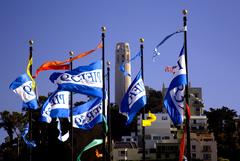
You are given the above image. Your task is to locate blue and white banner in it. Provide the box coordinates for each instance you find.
[120,71,147,125]
[49,61,102,98]
[22,123,36,148]
[56,118,69,142]
[9,73,38,110]
[40,90,70,123]
[164,47,187,126]
[73,97,103,130]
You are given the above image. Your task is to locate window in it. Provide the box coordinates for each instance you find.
[192,145,196,151]
[162,116,168,120]
[203,145,211,152]
[118,150,127,157]
[203,153,211,160]
[162,136,170,140]
[192,153,196,159]
[153,136,161,140]
[121,55,125,62]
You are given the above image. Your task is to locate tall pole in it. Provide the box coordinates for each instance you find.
[28,40,33,161]
[183,9,191,161]
[101,26,106,161]
[69,51,74,161]
[140,38,145,161]
[106,61,111,161]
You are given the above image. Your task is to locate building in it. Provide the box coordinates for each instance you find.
[137,113,179,160]
[112,135,141,161]
[162,84,217,161]
[190,115,208,132]
[115,42,131,107]
[191,133,217,161]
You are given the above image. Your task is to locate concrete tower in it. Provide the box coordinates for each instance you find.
[115,42,131,107]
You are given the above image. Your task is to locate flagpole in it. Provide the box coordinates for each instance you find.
[101,26,106,161]
[183,9,191,161]
[28,40,33,161]
[69,51,74,161]
[140,38,146,161]
[106,61,111,161]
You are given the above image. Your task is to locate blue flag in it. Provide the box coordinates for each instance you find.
[56,118,69,142]
[9,73,38,110]
[22,123,36,148]
[73,97,103,130]
[40,90,70,123]
[153,29,184,61]
[120,71,147,125]
[164,47,187,126]
[49,60,102,98]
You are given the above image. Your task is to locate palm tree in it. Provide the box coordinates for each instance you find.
[0,111,27,143]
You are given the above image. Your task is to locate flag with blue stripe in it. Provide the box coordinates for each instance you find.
[40,90,70,123]
[22,123,36,148]
[49,60,102,98]
[164,47,187,126]
[56,118,69,142]
[73,97,103,130]
[9,73,38,110]
[120,71,147,125]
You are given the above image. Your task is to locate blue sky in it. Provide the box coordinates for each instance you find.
[1,0,240,143]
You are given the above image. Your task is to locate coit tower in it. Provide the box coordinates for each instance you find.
[115,42,131,107]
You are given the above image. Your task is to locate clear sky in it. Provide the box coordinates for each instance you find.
[1,0,240,143]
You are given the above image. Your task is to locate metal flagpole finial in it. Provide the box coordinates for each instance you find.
[29,40,34,46]
[101,26,106,33]
[140,38,144,43]
[69,51,74,56]
[182,9,188,15]
[107,61,111,66]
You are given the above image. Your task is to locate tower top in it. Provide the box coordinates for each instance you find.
[116,42,130,54]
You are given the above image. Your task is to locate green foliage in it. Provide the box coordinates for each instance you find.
[38,95,48,107]
[206,106,239,161]
[0,111,27,142]
[144,87,163,113]
[110,103,137,140]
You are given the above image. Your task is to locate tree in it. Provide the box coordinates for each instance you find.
[144,86,163,113]
[206,106,239,160]
[110,103,137,141]
[38,95,48,107]
[0,111,27,143]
